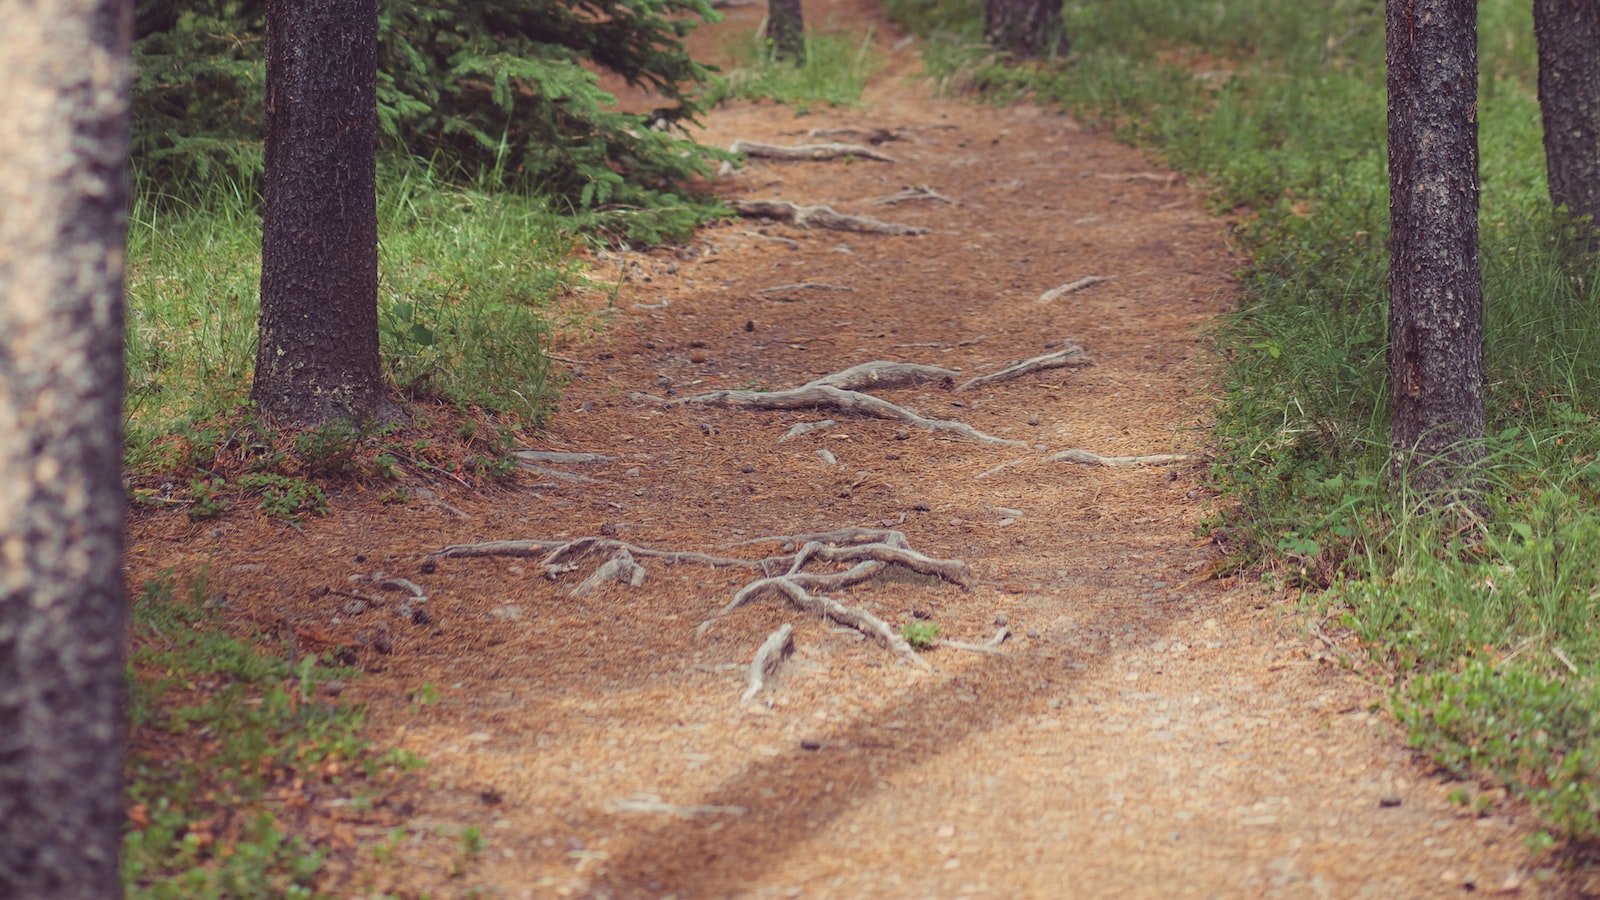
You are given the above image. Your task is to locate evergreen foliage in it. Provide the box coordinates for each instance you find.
[133,0,724,228]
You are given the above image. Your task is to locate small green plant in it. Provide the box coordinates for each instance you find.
[290,420,363,477]
[409,682,440,711]
[450,825,486,877]
[900,621,941,650]
[237,473,329,521]
[187,477,228,520]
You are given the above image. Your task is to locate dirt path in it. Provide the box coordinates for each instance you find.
[129,3,1558,896]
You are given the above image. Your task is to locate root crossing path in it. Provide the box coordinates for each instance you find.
[133,2,1557,896]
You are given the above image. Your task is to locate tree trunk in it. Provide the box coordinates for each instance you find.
[1534,0,1600,227]
[253,0,390,426]
[984,0,1064,58]
[766,0,805,64]
[1385,0,1484,491]
[0,2,132,897]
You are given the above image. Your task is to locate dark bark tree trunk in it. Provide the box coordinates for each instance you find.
[1534,0,1600,227]
[766,0,805,64]
[253,0,390,426]
[0,2,132,897]
[985,0,1064,58]
[1385,0,1484,491]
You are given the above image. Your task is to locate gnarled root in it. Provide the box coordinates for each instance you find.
[427,529,970,674]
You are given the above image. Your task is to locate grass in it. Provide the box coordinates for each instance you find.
[125,163,580,473]
[887,0,1600,842]
[705,28,881,111]
[124,569,427,897]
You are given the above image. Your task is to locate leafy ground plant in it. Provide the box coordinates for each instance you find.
[886,0,1600,841]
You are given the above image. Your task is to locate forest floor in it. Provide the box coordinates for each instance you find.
[126,1,1581,896]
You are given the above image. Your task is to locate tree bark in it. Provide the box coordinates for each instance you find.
[984,0,1064,58]
[253,0,390,426]
[1534,0,1600,227]
[0,2,132,897]
[766,0,805,64]
[1385,0,1484,491]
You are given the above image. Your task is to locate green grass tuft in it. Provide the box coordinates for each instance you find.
[125,164,578,471]
[706,29,881,110]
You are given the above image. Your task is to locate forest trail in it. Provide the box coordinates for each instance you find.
[128,1,1557,896]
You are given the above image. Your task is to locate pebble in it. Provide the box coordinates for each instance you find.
[816,449,838,466]
[489,605,527,621]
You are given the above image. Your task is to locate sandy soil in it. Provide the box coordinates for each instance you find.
[126,1,1578,896]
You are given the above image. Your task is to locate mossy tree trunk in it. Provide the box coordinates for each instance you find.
[766,0,804,64]
[1534,0,1600,228]
[0,1,132,896]
[253,0,391,426]
[1385,0,1484,492]
[984,0,1064,58]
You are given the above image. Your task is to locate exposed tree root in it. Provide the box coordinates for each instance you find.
[1049,449,1192,467]
[955,342,1092,392]
[725,528,906,551]
[427,538,771,573]
[514,450,615,465]
[977,448,1192,479]
[573,549,647,596]
[1090,171,1179,185]
[808,126,900,144]
[780,419,836,442]
[1037,276,1111,304]
[739,229,800,250]
[668,350,1095,444]
[429,529,969,673]
[811,360,961,390]
[672,382,1021,445]
[729,140,896,163]
[875,185,957,206]
[741,623,795,704]
[734,200,930,236]
[940,626,1011,655]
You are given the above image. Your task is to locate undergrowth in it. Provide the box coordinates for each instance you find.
[887,0,1600,843]
[124,570,427,897]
